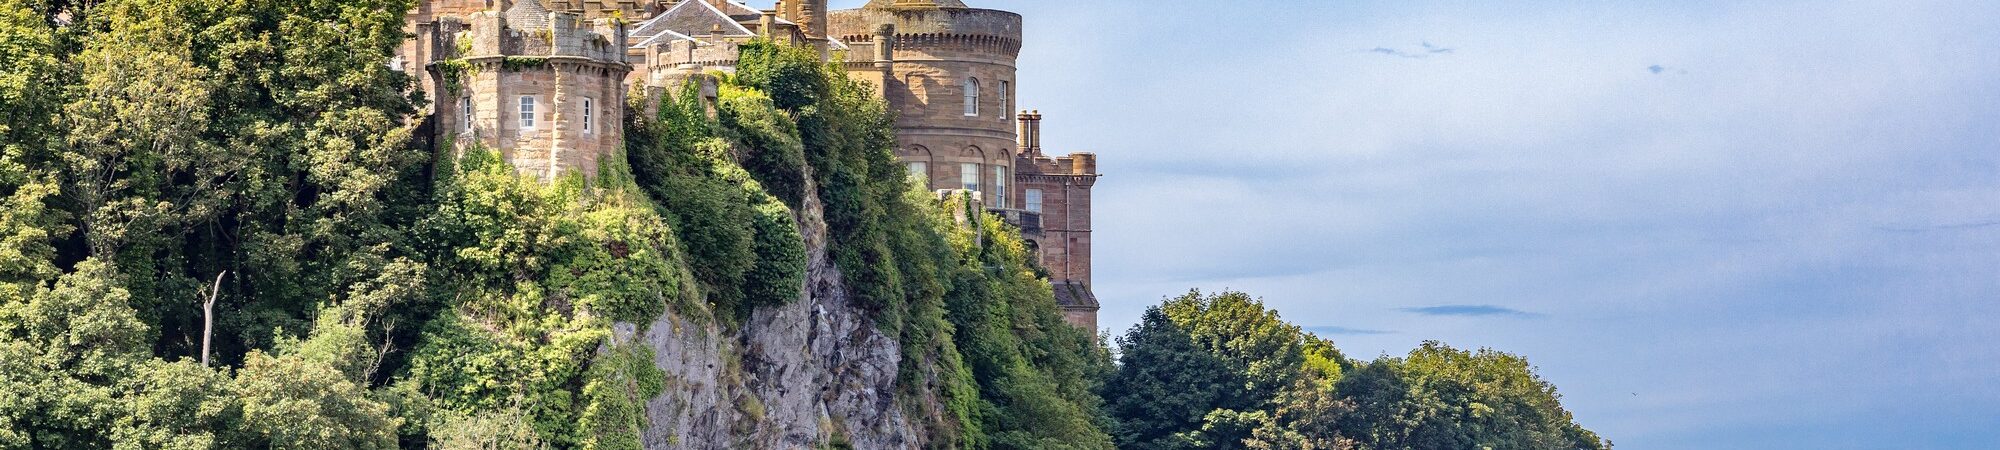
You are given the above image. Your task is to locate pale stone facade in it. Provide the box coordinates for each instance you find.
[415,1,632,181]
[400,0,1101,330]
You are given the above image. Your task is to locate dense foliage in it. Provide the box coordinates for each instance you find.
[1101,291,1610,450]
[0,0,1606,447]
[627,42,1116,449]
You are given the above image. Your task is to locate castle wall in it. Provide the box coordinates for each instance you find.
[427,10,630,181]
[1062,305,1098,332]
[1019,157,1096,285]
[831,7,1022,208]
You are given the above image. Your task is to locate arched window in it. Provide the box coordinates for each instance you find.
[907,162,927,183]
[963,78,980,117]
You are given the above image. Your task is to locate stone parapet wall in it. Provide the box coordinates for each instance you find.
[423,8,630,182]
[454,11,628,62]
[827,7,1021,43]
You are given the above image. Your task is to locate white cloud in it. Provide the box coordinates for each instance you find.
[841,0,2000,446]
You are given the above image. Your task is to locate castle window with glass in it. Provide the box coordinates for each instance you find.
[999,80,1010,120]
[519,96,536,130]
[963,78,980,116]
[993,166,1007,207]
[1026,189,1043,213]
[961,163,979,192]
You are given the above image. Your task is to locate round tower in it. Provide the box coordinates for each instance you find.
[425,0,630,182]
[829,0,1022,209]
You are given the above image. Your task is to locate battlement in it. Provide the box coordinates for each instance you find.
[835,31,1018,58]
[829,7,1021,58]
[445,9,628,64]
[545,0,648,17]
[420,1,631,183]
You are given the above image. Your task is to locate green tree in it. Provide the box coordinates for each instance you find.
[1105,291,1342,449]
[1336,341,1610,450]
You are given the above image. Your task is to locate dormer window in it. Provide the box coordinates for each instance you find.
[964,78,980,117]
[519,96,537,130]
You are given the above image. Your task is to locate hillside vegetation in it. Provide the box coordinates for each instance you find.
[0,1,1606,449]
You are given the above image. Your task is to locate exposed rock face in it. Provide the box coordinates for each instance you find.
[628,170,920,449]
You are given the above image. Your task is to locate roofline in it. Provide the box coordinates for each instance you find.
[688,0,757,36]
[632,29,697,48]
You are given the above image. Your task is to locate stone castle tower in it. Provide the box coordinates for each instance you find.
[828,0,1101,331]
[399,0,1100,330]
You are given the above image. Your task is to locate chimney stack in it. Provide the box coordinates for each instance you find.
[798,0,826,39]
[759,10,775,38]
[1018,110,1042,157]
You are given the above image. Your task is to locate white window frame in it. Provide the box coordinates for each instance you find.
[461,97,474,132]
[581,97,594,134]
[1025,188,1043,213]
[960,163,979,192]
[993,166,1007,208]
[519,96,537,130]
[963,78,980,117]
[908,162,928,183]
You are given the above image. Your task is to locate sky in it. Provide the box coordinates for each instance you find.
[826,1,2000,448]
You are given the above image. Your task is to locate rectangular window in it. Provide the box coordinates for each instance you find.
[582,97,594,134]
[999,80,1010,121]
[963,78,980,117]
[519,96,536,130]
[907,162,928,184]
[993,166,1007,207]
[960,163,979,192]
[1026,189,1043,213]
[461,97,474,132]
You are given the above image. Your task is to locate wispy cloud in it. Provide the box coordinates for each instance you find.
[1874,221,2000,233]
[1401,305,1538,317]
[1648,64,1689,75]
[1366,41,1456,59]
[1303,326,1396,336]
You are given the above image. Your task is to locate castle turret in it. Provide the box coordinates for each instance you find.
[829,0,1022,209]
[424,0,631,181]
[832,1,1100,333]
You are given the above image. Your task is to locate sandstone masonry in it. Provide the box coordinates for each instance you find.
[400,0,1101,330]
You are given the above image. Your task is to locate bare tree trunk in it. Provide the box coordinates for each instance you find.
[202,271,225,366]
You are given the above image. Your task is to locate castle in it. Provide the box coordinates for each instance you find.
[400,0,1102,331]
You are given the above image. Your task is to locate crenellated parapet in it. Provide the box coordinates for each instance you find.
[448,9,628,64]
[836,32,1019,57]
[422,1,631,182]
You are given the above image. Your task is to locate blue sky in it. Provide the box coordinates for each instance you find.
[829,1,2000,447]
